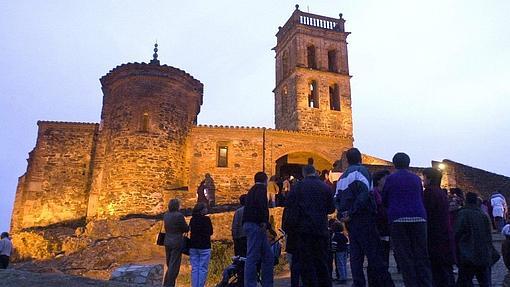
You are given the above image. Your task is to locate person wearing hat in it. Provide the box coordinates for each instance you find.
[284,164,335,287]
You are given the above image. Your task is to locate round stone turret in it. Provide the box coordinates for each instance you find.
[91,57,203,219]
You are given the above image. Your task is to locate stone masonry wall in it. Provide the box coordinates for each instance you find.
[439,159,510,200]
[14,121,98,229]
[186,125,352,208]
[86,63,203,220]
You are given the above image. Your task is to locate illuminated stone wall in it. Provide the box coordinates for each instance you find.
[85,63,203,220]
[12,121,98,230]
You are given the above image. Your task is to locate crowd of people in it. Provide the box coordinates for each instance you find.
[160,147,506,287]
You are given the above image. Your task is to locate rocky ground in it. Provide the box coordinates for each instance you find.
[2,232,509,286]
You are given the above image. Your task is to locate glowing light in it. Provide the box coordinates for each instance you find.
[438,163,446,170]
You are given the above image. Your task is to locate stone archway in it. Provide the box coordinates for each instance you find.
[274,151,332,179]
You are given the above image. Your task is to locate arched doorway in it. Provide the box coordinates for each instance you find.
[275,151,332,179]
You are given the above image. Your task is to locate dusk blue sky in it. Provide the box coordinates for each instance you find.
[1,1,509,232]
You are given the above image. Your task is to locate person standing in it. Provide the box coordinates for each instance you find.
[197,174,216,207]
[455,192,494,286]
[382,152,432,287]
[232,194,247,257]
[189,202,213,287]
[422,168,455,287]
[491,191,507,232]
[163,199,189,287]
[372,170,391,268]
[331,221,349,284]
[242,172,273,287]
[267,176,279,208]
[285,165,335,287]
[0,232,13,269]
[336,148,394,287]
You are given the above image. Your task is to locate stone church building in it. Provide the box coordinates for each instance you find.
[11,7,510,231]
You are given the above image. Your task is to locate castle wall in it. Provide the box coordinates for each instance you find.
[186,125,352,207]
[435,160,510,200]
[14,121,98,229]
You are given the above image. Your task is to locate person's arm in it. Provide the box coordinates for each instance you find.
[207,216,213,236]
[232,211,239,238]
[179,214,190,233]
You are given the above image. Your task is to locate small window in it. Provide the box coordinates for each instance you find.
[329,84,340,111]
[217,146,228,167]
[307,46,317,69]
[282,51,289,76]
[308,81,319,108]
[141,112,149,132]
[328,50,338,72]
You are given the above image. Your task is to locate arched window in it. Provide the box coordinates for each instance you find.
[329,84,340,111]
[141,112,149,132]
[307,45,317,69]
[282,50,289,76]
[328,50,338,72]
[308,81,319,108]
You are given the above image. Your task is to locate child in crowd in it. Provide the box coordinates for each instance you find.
[331,220,349,284]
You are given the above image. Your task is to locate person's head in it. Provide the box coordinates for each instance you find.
[239,194,247,206]
[346,148,362,165]
[465,192,478,205]
[168,198,180,212]
[373,170,391,190]
[254,172,268,185]
[422,168,443,187]
[0,232,8,239]
[451,187,465,199]
[332,160,342,172]
[302,165,316,178]
[205,173,211,179]
[332,221,344,233]
[269,175,277,182]
[307,157,314,165]
[392,152,410,169]
[193,202,208,215]
[320,169,329,181]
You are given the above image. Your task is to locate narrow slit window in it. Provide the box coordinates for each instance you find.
[329,84,340,111]
[308,81,319,108]
[142,112,149,132]
[217,146,228,167]
[282,51,289,76]
[307,46,317,69]
[328,50,338,72]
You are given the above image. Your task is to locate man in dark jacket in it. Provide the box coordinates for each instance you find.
[422,168,455,287]
[284,164,335,287]
[242,172,273,287]
[455,192,494,287]
[382,152,432,287]
[336,148,394,287]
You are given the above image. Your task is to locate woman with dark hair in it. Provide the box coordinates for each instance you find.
[163,198,189,287]
[189,202,213,287]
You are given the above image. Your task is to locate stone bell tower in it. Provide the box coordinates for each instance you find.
[274,5,353,140]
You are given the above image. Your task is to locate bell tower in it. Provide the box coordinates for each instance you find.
[274,5,353,140]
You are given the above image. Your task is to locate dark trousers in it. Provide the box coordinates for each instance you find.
[431,259,454,287]
[456,265,491,287]
[391,222,432,287]
[0,255,9,269]
[163,246,182,287]
[296,234,331,287]
[289,252,301,287]
[234,237,247,257]
[349,220,394,287]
